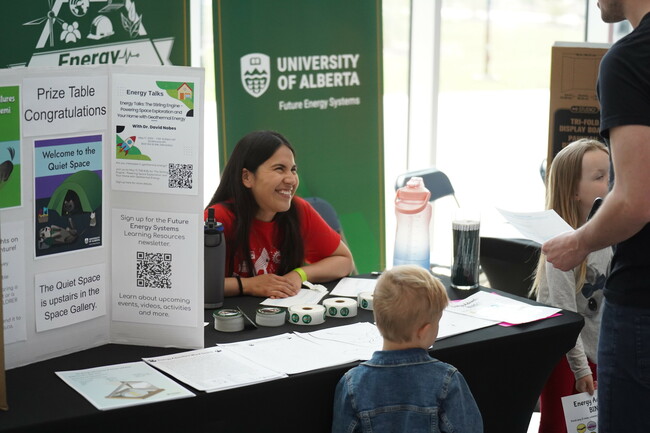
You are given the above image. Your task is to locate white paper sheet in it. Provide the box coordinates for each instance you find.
[447,291,561,325]
[295,322,383,361]
[259,288,328,308]
[143,347,287,392]
[561,391,598,432]
[34,263,107,332]
[437,309,498,340]
[497,208,573,244]
[56,361,194,411]
[330,277,378,297]
[218,333,357,374]
[1,221,27,344]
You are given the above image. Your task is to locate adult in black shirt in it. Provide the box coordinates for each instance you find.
[542,3,650,432]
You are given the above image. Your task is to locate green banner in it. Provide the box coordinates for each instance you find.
[213,0,385,273]
[0,0,190,68]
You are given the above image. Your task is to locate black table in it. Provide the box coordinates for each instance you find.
[1,276,583,433]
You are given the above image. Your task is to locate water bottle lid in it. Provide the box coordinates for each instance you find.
[204,220,224,233]
[395,177,431,214]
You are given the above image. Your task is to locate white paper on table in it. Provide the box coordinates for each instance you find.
[219,333,357,375]
[561,391,598,432]
[437,309,498,340]
[55,361,195,411]
[447,291,561,325]
[295,322,383,361]
[497,208,574,244]
[330,278,378,297]
[143,347,287,392]
[259,288,328,307]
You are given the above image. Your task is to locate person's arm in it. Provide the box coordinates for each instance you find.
[226,274,301,299]
[284,241,354,286]
[541,262,593,392]
[230,242,353,298]
[543,124,650,270]
[210,203,303,299]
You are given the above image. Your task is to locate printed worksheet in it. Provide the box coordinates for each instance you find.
[438,309,497,340]
[259,288,328,308]
[219,333,357,374]
[497,208,573,244]
[447,291,560,325]
[295,322,383,360]
[56,361,194,411]
[143,346,287,392]
[330,277,377,297]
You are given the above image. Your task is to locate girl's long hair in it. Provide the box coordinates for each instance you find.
[531,138,609,295]
[207,130,304,276]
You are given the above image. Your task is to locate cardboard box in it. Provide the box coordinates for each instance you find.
[547,42,611,166]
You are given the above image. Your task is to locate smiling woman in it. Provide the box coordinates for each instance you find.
[205,130,354,299]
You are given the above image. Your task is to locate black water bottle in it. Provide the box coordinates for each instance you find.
[204,208,225,309]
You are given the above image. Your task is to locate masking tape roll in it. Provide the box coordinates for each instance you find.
[255,307,286,327]
[213,308,244,332]
[324,297,358,318]
[358,291,374,311]
[288,304,326,326]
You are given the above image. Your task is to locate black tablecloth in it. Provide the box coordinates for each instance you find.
[1,275,583,433]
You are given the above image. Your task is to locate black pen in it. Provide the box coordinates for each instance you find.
[237,306,258,329]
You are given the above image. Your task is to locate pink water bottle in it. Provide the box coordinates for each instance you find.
[393,177,432,270]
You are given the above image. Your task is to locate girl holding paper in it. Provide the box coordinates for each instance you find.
[205,130,354,299]
[531,139,612,433]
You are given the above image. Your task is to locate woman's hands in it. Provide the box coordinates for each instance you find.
[241,273,301,299]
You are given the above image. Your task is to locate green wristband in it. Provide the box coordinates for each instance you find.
[293,267,308,283]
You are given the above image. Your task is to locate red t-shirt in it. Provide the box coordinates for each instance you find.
[204,196,341,277]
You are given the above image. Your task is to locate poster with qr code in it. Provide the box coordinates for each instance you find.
[111,208,199,327]
[111,73,199,195]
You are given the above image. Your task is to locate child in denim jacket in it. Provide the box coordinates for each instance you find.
[332,265,483,433]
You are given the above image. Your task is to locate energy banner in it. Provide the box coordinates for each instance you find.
[0,0,190,69]
[213,0,385,273]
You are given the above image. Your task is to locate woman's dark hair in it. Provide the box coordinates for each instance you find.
[207,130,304,276]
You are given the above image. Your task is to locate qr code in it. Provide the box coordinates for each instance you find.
[136,251,172,289]
[168,163,193,189]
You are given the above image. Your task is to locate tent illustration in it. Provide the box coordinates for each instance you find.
[47,170,102,216]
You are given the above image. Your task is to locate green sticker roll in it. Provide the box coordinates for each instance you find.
[324,297,358,318]
[287,304,326,326]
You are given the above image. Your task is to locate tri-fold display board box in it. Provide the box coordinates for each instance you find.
[547,42,610,166]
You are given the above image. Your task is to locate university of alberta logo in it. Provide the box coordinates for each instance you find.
[241,53,270,98]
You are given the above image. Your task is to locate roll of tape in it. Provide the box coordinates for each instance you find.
[324,297,358,318]
[255,307,286,327]
[288,304,326,326]
[358,291,374,311]
[213,308,244,332]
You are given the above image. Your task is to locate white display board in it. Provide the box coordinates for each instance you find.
[0,65,204,369]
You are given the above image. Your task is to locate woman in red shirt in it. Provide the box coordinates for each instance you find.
[205,130,354,298]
